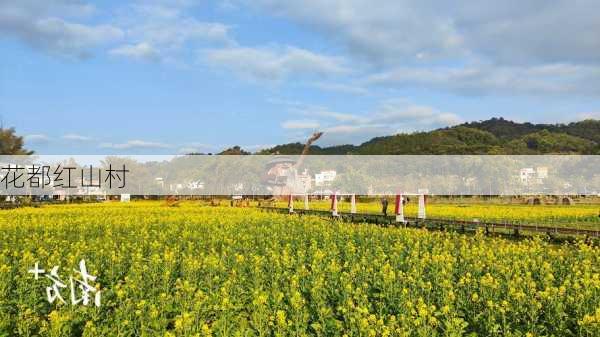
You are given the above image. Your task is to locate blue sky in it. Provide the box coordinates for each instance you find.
[1,0,599,154]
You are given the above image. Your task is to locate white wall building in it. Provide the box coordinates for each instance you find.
[520,167,548,185]
[187,180,205,190]
[297,169,312,192]
[315,170,337,187]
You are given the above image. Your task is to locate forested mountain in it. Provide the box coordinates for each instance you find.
[257,118,600,155]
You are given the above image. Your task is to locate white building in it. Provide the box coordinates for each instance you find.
[187,180,205,190]
[520,167,548,185]
[536,166,548,179]
[315,170,337,187]
[520,168,535,184]
[297,169,312,192]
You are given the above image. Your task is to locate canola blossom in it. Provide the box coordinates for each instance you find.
[300,200,600,230]
[0,202,599,336]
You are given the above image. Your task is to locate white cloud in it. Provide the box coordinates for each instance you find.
[574,112,600,121]
[0,1,232,61]
[62,134,92,141]
[218,1,240,11]
[312,82,369,95]
[24,134,50,144]
[269,99,368,123]
[229,1,600,98]
[178,146,204,154]
[277,97,460,145]
[109,42,159,61]
[281,120,320,129]
[366,64,600,96]
[241,0,464,65]
[203,46,349,81]
[177,142,218,154]
[243,0,600,66]
[0,1,123,58]
[99,140,171,150]
[305,108,368,123]
[113,2,232,62]
[4,0,599,103]
[128,19,230,48]
[371,99,462,126]
[0,1,97,20]
[323,124,385,134]
[458,1,600,65]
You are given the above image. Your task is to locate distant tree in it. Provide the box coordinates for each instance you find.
[331,166,373,195]
[559,119,600,143]
[506,130,595,154]
[257,142,312,155]
[219,146,250,155]
[0,128,33,155]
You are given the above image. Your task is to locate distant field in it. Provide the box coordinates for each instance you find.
[274,199,600,230]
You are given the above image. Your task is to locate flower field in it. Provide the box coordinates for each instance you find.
[1,202,599,336]
[296,200,600,230]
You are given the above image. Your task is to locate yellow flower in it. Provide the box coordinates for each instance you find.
[276,310,287,327]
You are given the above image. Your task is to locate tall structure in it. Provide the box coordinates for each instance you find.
[264,132,323,196]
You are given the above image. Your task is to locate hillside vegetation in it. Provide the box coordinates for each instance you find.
[258,118,600,155]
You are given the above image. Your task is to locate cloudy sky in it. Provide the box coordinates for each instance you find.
[1,0,599,154]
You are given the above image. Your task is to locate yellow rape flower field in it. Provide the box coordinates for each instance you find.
[0,201,599,337]
[293,200,600,230]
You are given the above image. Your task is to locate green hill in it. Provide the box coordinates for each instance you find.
[558,119,600,143]
[257,118,600,155]
[505,130,596,154]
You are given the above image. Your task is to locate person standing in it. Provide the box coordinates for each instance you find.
[381,197,389,216]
